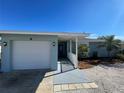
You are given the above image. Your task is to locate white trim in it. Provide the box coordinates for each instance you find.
[70,40,72,52]
[75,37,78,60]
[67,39,78,68]
[79,39,105,42]
[0,30,89,37]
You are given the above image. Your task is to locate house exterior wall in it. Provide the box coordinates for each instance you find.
[121,43,124,50]
[0,45,1,59]
[1,34,58,72]
[78,40,89,46]
[89,42,108,57]
[78,40,116,58]
[89,42,119,57]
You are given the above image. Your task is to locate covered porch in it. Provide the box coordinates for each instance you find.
[58,34,86,68]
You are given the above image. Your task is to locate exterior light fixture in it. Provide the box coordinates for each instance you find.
[30,38,32,40]
[3,42,7,46]
[52,42,56,46]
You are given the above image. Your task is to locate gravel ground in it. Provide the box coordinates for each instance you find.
[81,63,124,93]
[56,63,124,93]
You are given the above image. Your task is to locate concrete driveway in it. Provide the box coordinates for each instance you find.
[0,70,51,93]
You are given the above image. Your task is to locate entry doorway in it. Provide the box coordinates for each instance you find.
[58,41,67,59]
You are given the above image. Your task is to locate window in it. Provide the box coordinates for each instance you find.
[67,41,70,52]
[72,41,76,54]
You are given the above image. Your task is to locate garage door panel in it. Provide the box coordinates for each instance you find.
[12,41,51,70]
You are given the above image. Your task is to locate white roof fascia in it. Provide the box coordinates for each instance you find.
[0,30,89,37]
[79,38,105,42]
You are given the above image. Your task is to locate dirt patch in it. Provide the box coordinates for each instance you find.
[78,59,101,69]
[78,61,94,69]
[78,58,124,69]
[82,64,124,93]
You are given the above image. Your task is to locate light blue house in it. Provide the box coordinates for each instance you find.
[0,31,89,72]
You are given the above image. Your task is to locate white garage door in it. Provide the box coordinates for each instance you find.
[12,41,51,70]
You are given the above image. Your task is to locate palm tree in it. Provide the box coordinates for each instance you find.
[98,35,121,57]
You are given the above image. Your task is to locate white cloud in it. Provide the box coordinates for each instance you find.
[89,34,124,41]
[115,35,124,40]
[89,34,98,39]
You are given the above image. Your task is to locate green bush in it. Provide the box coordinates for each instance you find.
[78,44,88,59]
[116,53,124,61]
[118,49,124,54]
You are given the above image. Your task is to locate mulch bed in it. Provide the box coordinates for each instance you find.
[78,58,123,69]
[78,61,94,69]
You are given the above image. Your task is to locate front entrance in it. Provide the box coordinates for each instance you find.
[58,41,67,59]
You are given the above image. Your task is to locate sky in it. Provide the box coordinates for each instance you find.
[0,0,124,39]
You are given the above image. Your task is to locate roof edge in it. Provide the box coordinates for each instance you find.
[0,30,90,37]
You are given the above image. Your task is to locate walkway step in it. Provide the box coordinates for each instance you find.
[82,83,91,88]
[89,83,98,88]
[68,84,76,90]
[74,84,83,89]
[54,82,98,92]
[54,85,62,92]
[61,84,69,90]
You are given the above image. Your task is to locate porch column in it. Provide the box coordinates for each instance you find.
[70,40,72,53]
[75,37,78,68]
[87,42,90,57]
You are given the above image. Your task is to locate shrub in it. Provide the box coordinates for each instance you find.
[118,49,124,54]
[116,53,124,61]
[78,44,88,60]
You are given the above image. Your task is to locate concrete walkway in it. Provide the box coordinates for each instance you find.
[45,59,75,77]
[60,59,75,72]
[53,69,91,85]
[53,59,90,85]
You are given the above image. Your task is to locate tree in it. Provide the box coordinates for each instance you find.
[97,36,105,40]
[78,44,88,60]
[98,35,121,57]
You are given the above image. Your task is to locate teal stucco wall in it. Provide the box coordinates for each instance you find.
[89,42,108,57]
[1,34,58,72]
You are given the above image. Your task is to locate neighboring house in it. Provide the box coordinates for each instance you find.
[79,39,118,58]
[89,42,108,57]
[79,39,107,57]
[0,31,89,72]
[121,41,124,50]
[0,42,1,60]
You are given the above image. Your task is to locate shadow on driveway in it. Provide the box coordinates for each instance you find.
[0,69,49,93]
